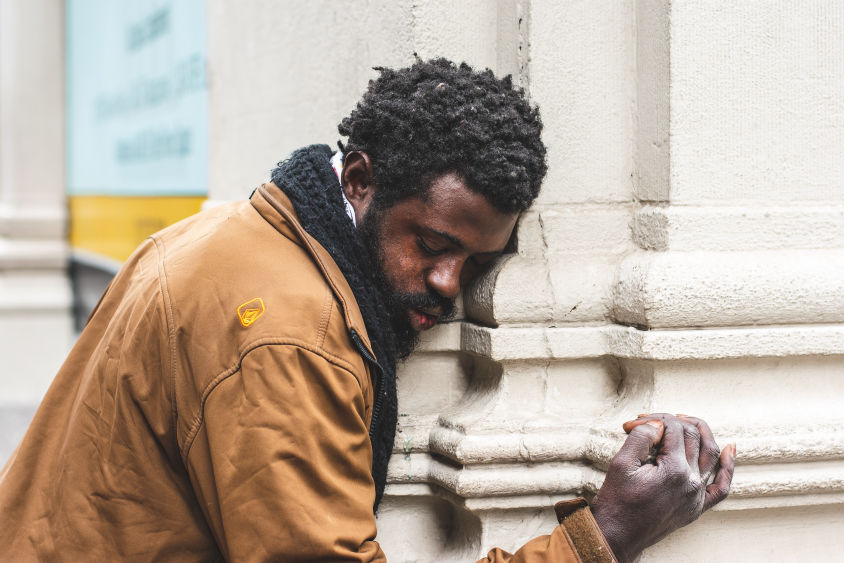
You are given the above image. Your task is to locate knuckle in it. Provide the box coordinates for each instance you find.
[624,430,657,452]
[702,444,721,462]
[711,484,730,502]
[684,425,701,442]
[697,418,713,432]
[631,423,658,439]
[686,414,710,426]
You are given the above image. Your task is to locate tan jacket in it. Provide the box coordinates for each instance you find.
[0,183,613,562]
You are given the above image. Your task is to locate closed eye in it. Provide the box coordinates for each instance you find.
[417,237,447,256]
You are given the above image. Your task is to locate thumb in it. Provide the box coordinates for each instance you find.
[615,420,664,467]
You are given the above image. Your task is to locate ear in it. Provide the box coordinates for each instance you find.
[341,151,376,225]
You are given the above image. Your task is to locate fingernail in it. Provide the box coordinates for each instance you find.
[637,413,650,418]
[622,419,649,433]
[646,420,663,429]
[731,443,737,460]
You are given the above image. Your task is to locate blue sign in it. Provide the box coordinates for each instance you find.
[67,0,207,196]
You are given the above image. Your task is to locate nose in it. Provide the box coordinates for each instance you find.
[426,259,463,300]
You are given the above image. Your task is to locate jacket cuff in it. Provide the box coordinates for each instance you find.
[554,498,617,563]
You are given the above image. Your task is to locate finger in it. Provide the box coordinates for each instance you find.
[679,418,701,473]
[615,420,664,467]
[677,415,721,480]
[624,414,704,471]
[656,417,688,468]
[622,412,673,433]
[704,444,736,511]
[622,417,653,433]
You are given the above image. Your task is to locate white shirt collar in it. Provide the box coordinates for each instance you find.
[331,150,357,227]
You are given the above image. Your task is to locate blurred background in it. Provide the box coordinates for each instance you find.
[2,0,209,463]
[66,0,207,330]
[2,1,843,561]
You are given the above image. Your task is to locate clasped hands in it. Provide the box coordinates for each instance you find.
[590,413,736,562]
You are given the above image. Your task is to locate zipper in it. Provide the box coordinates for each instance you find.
[350,329,385,440]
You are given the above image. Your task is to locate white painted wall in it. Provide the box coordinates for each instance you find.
[207,0,412,200]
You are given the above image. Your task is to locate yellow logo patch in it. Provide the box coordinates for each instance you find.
[237,298,265,328]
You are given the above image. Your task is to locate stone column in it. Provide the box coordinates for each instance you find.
[619,2,844,559]
[382,1,641,558]
[0,0,73,461]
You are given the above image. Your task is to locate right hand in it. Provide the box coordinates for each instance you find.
[589,413,736,562]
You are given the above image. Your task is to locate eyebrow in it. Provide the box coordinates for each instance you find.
[424,227,506,256]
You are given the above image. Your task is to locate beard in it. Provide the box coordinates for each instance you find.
[358,202,456,361]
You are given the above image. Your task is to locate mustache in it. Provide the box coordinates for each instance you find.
[391,289,456,321]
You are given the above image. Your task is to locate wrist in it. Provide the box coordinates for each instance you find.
[554,498,619,563]
[590,497,639,563]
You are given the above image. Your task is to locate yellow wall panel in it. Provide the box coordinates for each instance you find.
[69,196,205,263]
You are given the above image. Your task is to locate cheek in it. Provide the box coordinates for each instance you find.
[379,240,425,291]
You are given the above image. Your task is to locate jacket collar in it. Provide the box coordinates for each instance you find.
[250,182,377,360]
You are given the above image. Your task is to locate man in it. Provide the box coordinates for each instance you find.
[0,59,734,561]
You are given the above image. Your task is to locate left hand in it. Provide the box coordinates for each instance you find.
[589,413,736,562]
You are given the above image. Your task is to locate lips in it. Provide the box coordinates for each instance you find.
[409,308,439,331]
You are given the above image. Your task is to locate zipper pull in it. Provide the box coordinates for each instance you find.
[350,328,381,370]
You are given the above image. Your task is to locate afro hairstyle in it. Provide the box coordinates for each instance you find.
[337,58,547,215]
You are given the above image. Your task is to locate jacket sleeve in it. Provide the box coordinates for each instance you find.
[184,343,386,562]
[477,499,617,563]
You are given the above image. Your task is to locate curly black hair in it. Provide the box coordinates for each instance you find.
[338,58,547,214]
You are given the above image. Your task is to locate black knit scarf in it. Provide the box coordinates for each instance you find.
[270,144,397,511]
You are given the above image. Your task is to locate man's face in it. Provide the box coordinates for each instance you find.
[359,172,519,358]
